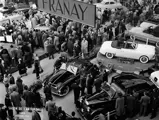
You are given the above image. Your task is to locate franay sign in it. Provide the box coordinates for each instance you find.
[38,0,96,27]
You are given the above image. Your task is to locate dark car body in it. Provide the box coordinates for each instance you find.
[77,73,154,120]
[43,59,99,97]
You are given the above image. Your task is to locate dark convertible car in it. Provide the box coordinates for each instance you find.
[77,73,155,120]
[43,59,99,97]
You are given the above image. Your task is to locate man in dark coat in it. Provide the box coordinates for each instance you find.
[44,83,52,102]
[45,97,58,120]
[94,77,102,93]
[102,70,108,82]
[71,80,81,107]
[140,92,150,116]
[126,92,135,118]
[86,73,94,95]
[150,96,159,119]
[10,87,21,114]
[80,74,86,96]
[23,85,34,108]
[115,93,125,120]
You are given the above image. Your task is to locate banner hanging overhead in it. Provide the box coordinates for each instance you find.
[38,0,96,27]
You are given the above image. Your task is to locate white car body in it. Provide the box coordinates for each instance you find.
[99,41,155,63]
[128,21,159,44]
[150,71,159,88]
[94,0,122,11]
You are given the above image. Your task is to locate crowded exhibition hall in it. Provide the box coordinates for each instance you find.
[1,0,159,120]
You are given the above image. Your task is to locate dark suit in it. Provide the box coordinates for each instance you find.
[115,97,125,120]
[71,83,81,106]
[23,90,34,107]
[126,95,135,117]
[10,91,21,107]
[140,95,150,116]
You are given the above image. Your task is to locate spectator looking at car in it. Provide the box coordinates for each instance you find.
[53,56,64,72]
[133,89,140,115]
[71,80,81,107]
[44,83,53,102]
[115,92,125,120]
[80,73,86,96]
[45,97,58,120]
[86,73,94,95]
[94,76,103,93]
[150,93,159,119]
[126,91,135,118]
[102,69,108,82]
[139,92,150,116]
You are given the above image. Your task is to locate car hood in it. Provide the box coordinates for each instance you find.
[84,91,110,105]
[140,22,157,30]
[129,27,144,33]
[137,44,155,54]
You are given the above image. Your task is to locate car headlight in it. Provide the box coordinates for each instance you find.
[86,107,91,112]
[58,90,61,94]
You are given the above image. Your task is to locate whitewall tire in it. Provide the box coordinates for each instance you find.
[139,56,149,64]
[105,53,114,59]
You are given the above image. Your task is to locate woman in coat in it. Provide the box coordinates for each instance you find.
[17,58,27,77]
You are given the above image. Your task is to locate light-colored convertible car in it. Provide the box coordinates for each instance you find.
[99,41,155,63]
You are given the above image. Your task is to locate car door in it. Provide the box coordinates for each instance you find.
[121,43,137,59]
[114,44,125,57]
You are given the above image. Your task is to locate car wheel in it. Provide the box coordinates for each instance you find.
[60,86,70,96]
[105,53,114,59]
[156,42,159,48]
[139,56,149,64]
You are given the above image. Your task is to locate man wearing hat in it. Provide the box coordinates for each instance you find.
[45,97,58,120]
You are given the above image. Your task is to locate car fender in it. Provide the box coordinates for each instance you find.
[90,108,105,117]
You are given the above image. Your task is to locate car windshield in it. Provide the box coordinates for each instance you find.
[60,63,78,75]
[102,83,116,98]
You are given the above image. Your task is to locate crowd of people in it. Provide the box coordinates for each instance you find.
[0,0,159,120]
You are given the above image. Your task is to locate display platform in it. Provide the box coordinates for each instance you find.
[96,52,155,73]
